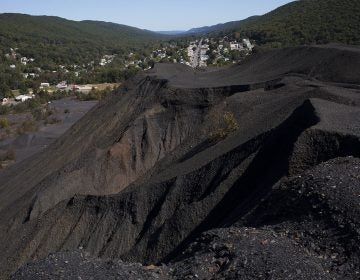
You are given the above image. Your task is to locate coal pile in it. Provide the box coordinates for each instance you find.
[1,44,360,279]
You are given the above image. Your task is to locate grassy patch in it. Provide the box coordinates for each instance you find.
[0,118,9,129]
[17,120,39,134]
[44,117,61,125]
[209,111,239,140]
[0,148,16,169]
[75,86,112,101]
[31,106,54,121]
[0,105,11,115]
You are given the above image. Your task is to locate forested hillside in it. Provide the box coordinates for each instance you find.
[0,13,161,66]
[201,0,360,47]
[0,14,166,96]
[1,0,360,97]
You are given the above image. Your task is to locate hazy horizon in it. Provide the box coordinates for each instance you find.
[1,0,294,31]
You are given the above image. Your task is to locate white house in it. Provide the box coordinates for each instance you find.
[23,73,37,79]
[40,83,50,88]
[200,55,209,61]
[243,39,254,51]
[20,57,28,65]
[56,81,67,90]
[230,42,244,51]
[15,95,33,102]
[99,58,107,66]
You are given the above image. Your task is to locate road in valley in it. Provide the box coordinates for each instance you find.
[191,39,203,68]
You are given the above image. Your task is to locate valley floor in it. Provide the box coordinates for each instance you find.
[0,97,97,169]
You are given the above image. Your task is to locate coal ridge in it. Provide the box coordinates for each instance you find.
[1,44,360,279]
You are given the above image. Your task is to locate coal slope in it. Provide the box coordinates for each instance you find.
[2,44,360,280]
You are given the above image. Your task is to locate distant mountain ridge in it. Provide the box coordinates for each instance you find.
[155,16,259,36]
[156,30,186,35]
[184,16,260,35]
[163,0,360,47]
[1,0,360,68]
[0,13,162,65]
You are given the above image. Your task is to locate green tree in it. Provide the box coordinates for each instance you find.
[0,82,12,99]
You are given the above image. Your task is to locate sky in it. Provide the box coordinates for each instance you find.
[1,0,294,31]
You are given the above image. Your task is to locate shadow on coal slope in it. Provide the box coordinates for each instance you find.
[1,44,360,279]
